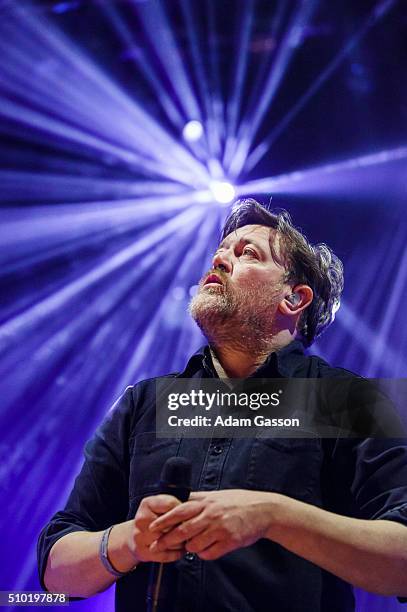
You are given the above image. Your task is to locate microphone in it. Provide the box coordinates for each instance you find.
[146,457,192,612]
[159,456,192,503]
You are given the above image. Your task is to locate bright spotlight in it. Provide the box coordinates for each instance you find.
[182,120,204,142]
[209,180,236,204]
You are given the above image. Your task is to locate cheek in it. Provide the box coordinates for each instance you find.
[234,269,281,289]
[233,274,285,308]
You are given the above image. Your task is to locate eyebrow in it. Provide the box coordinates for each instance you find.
[215,237,269,258]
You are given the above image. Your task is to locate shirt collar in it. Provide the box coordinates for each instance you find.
[179,339,307,378]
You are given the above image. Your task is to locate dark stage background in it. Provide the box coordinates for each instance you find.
[0,0,406,610]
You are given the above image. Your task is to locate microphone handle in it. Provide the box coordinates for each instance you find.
[147,488,185,612]
[146,457,192,611]
[147,563,164,612]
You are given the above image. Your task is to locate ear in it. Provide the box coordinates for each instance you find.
[278,284,313,317]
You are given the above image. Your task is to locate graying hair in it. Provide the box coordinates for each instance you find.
[221,198,344,347]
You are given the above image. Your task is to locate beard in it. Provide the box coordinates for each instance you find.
[188,271,283,353]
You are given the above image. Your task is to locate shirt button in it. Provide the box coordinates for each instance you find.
[184,552,196,561]
[212,445,223,455]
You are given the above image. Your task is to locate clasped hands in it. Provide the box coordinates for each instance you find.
[130,489,278,564]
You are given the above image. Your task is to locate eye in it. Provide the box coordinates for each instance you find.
[242,246,258,258]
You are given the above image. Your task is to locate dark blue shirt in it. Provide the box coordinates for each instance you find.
[37,341,407,611]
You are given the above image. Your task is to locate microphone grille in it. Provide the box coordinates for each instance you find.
[160,456,192,488]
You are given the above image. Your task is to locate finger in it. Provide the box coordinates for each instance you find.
[135,512,157,532]
[145,494,182,515]
[149,500,205,533]
[149,540,185,555]
[154,514,209,549]
[136,531,159,548]
[135,495,182,532]
[152,549,184,563]
[197,541,228,561]
[189,492,207,501]
[185,530,219,554]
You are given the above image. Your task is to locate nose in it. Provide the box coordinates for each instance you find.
[212,250,232,274]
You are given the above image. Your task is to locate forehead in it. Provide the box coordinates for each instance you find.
[220,224,280,253]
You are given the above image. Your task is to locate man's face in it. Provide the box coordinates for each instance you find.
[189,224,289,344]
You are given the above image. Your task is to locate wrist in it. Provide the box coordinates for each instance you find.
[108,521,140,573]
[263,492,292,541]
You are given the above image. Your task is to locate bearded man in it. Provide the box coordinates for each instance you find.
[38,199,407,611]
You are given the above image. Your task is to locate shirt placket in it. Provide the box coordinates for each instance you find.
[175,436,232,612]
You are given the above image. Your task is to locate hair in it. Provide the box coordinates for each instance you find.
[221,198,344,347]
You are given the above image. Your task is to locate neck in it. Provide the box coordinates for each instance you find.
[210,330,294,378]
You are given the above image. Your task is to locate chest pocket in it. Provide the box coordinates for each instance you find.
[129,431,182,502]
[246,431,322,502]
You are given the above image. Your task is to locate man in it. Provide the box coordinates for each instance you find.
[38,199,407,611]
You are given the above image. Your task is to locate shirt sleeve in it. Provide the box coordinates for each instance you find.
[348,438,407,524]
[37,386,134,591]
[330,436,407,604]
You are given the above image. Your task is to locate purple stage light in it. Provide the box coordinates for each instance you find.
[183,120,204,142]
[243,0,400,175]
[209,180,236,204]
[0,4,211,185]
[227,0,319,179]
[236,146,407,198]
[133,0,202,122]
[101,2,185,130]
[51,1,81,14]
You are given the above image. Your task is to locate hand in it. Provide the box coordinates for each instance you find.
[148,489,277,561]
[128,494,186,563]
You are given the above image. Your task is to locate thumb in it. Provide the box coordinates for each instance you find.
[146,494,182,515]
